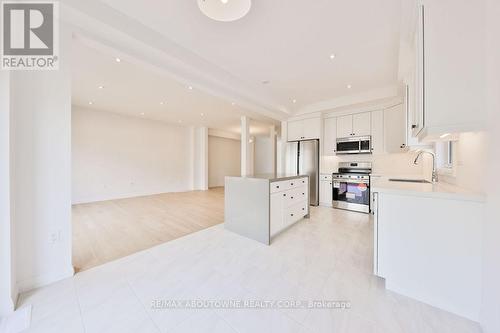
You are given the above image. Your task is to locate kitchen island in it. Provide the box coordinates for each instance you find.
[224,174,309,245]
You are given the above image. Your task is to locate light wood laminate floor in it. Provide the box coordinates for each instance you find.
[72,187,224,272]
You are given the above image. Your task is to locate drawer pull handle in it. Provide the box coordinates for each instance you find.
[302,208,305,211]
[291,196,294,199]
[302,193,305,195]
[276,185,279,188]
[291,213,294,217]
[283,194,286,197]
[291,183,294,186]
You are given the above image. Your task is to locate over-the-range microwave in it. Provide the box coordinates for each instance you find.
[335,136,372,154]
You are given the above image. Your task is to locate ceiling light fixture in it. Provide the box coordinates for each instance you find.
[178,120,183,123]
[115,57,121,63]
[140,112,145,116]
[188,86,193,90]
[200,113,205,116]
[347,84,352,89]
[160,101,165,105]
[198,0,251,22]
[330,54,336,59]
[88,101,93,105]
[98,85,104,89]
[292,99,297,104]
[231,102,235,106]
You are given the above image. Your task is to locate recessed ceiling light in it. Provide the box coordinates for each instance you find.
[198,0,251,22]
[330,54,336,59]
[160,101,165,105]
[188,86,193,90]
[200,113,205,116]
[347,84,352,89]
[98,85,104,89]
[115,57,121,63]
[88,101,93,105]
[231,102,236,106]
[292,99,297,104]
[140,112,145,116]
[178,120,182,123]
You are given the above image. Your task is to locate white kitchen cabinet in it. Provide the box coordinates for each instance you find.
[287,120,303,141]
[371,110,384,155]
[287,117,321,141]
[322,117,337,156]
[412,0,485,139]
[319,175,332,207]
[336,113,371,138]
[384,104,406,153]
[336,115,353,138]
[352,112,371,136]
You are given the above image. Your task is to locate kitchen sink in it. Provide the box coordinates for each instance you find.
[388,178,431,184]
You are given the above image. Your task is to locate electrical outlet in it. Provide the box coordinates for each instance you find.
[50,230,62,244]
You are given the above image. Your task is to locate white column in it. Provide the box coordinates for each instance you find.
[241,116,250,176]
[192,126,208,190]
[269,125,277,174]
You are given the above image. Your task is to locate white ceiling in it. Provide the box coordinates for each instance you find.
[72,40,278,136]
[94,0,402,112]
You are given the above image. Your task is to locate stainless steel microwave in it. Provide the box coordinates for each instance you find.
[336,136,372,154]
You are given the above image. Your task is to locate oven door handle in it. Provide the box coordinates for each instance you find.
[332,179,370,185]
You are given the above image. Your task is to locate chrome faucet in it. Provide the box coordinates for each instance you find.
[413,151,438,183]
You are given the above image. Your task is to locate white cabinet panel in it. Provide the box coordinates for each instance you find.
[371,110,384,155]
[302,118,321,140]
[323,117,337,156]
[287,120,303,141]
[352,112,371,137]
[319,180,332,207]
[336,115,353,138]
[384,104,406,153]
[270,192,285,237]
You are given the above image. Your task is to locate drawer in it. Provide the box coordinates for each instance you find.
[320,174,332,182]
[270,180,288,193]
[285,201,308,226]
[285,186,308,207]
[290,177,308,189]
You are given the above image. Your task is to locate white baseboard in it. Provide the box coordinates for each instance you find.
[16,266,74,294]
[72,187,193,205]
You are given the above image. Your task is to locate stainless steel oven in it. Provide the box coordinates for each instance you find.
[332,162,372,213]
[336,136,371,154]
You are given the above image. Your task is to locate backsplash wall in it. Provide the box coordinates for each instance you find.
[321,151,429,176]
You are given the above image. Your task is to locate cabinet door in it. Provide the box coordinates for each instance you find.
[384,104,406,153]
[323,117,337,156]
[270,192,285,237]
[371,110,384,155]
[287,120,303,141]
[319,180,332,206]
[302,118,321,140]
[352,112,371,137]
[336,115,353,138]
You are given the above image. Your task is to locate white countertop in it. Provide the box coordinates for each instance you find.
[371,176,485,202]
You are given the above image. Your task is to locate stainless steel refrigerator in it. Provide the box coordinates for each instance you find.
[286,139,319,206]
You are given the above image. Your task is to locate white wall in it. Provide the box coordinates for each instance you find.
[192,126,209,191]
[208,135,240,187]
[9,26,73,293]
[254,137,274,174]
[481,0,500,331]
[0,72,15,316]
[72,107,193,203]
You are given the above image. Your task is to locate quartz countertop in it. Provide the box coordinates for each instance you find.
[371,176,485,203]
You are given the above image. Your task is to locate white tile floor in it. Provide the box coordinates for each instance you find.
[17,206,481,333]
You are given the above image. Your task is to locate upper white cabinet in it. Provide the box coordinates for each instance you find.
[371,110,384,155]
[352,113,371,137]
[336,112,371,138]
[412,0,485,138]
[287,117,321,141]
[323,117,337,156]
[384,104,407,153]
